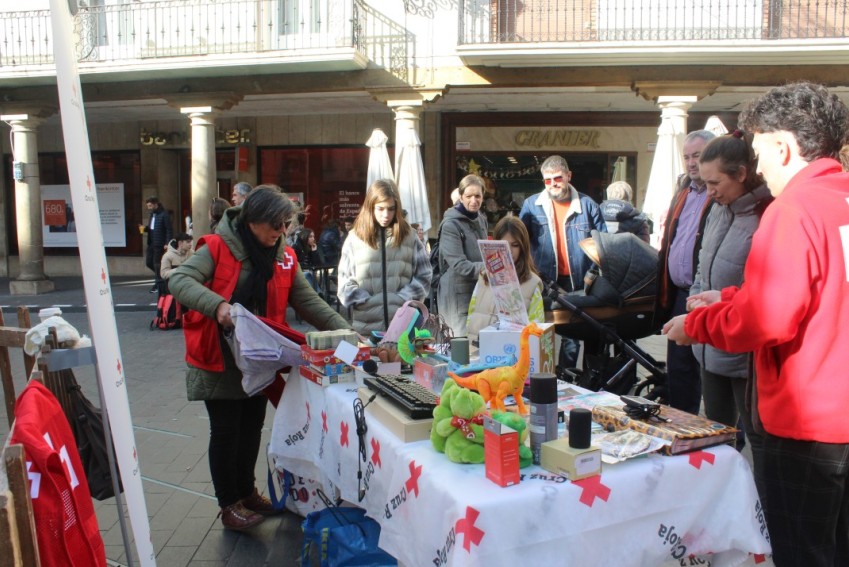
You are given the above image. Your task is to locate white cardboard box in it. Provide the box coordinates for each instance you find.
[478,322,556,376]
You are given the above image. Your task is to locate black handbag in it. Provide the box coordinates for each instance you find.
[64,370,123,501]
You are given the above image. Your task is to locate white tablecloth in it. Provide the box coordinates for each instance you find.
[270,372,771,567]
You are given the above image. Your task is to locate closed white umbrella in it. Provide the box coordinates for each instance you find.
[704,115,729,137]
[395,127,432,232]
[642,116,685,249]
[366,128,394,190]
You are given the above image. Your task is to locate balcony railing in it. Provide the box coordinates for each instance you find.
[459,0,849,44]
[0,0,409,80]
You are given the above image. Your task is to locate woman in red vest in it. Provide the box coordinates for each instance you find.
[170,186,351,531]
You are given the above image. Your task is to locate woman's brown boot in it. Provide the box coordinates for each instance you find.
[219,501,264,531]
[241,487,282,516]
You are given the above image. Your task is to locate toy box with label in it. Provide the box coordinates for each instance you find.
[484,416,520,487]
[478,322,555,375]
[301,344,370,368]
[299,365,355,387]
[413,356,448,392]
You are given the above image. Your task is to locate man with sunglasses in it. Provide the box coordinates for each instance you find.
[519,155,606,370]
[656,129,715,414]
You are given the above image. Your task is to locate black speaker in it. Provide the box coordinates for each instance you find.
[569,408,592,449]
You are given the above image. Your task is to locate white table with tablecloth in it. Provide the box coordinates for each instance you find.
[269,371,771,567]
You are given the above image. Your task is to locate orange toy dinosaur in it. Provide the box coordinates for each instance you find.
[448,323,545,415]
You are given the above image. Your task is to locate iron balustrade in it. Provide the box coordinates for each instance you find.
[459,0,849,44]
[0,0,409,80]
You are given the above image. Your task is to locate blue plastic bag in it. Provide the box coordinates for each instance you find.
[301,505,397,567]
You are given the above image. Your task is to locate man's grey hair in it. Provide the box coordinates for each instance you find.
[541,155,570,174]
[233,182,253,197]
[606,181,633,202]
[684,130,716,146]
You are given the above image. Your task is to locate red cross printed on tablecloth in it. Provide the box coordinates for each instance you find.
[305,401,311,422]
[370,438,381,468]
[573,475,611,507]
[688,450,716,470]
[116,359,122,374]
[86,175,92,192]
[340,421,349,447]
[321,410,328,433]
[753,553,767,564]
[455,506,485,552]
[101,268,107,285]
[404,460,423,498]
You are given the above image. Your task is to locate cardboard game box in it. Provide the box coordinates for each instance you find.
[299,365,355,387]
[478,322,555,375]
[301,344,370,366]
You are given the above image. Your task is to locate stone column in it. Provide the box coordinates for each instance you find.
[169,93,241,241]
[1,113,55,294]
[181,106,219,242]
[656,96,696,151]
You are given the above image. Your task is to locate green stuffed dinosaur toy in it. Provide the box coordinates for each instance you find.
[431,379,533,468]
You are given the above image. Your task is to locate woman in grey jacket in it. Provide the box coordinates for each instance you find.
[688,132,772,502]
[337,179,431,334]
[437,174,488,337]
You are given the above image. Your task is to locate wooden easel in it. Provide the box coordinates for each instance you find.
[0,307,36,429]
[0,369,44,567]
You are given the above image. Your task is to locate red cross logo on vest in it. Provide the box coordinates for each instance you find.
[573,475,611,507]
[455,506,485,552]
[278,251,295,270]
[688,450,716,470]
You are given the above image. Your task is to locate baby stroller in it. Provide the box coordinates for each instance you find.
[544,230,667,401]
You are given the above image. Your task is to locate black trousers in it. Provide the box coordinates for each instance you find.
[204,396,268,508]
[555,276,601,371]
[761,434,849,566]
[146,243,165,284]
[666,288,702,414]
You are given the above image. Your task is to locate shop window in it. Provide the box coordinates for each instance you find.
[3,151,142,256]
[454,152,637,228]
[258,146,373,233]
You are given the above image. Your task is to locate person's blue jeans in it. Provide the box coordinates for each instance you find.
[304,270,320,294]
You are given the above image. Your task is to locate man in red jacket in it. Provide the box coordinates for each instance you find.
[664,82,849,566]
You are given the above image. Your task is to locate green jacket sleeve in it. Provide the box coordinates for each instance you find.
[288,265,351,331]
[168,246,226,319]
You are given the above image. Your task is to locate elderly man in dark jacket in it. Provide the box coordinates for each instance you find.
[142,196,174,292]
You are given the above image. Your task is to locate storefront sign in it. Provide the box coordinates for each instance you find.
[514,130,601,149]
[140,128,251,146]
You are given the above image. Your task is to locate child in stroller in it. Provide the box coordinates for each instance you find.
[544,230,667,400]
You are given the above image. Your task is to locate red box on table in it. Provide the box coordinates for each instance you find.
[484,416,520,487]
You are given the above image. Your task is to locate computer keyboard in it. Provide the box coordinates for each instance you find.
[363,374,439,420]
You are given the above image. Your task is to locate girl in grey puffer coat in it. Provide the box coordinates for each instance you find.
[337,179,431,334]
